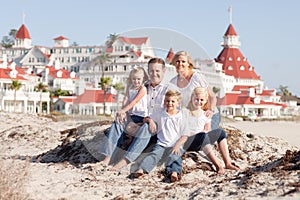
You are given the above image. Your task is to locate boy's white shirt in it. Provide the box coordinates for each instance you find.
[181,108,211,136]
[150,109,190,147]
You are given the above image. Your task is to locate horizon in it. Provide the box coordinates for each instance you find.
[1,0,299,96]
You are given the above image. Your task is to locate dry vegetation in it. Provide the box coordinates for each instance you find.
[0,157,30,200]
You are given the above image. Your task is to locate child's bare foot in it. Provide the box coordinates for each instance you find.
[133,169,144,178]
[216,166,225,175]
[99,156,111,166]
[225,162,240,171]
[170,172,179,182]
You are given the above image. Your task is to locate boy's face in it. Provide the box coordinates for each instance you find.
[164,96,180,112]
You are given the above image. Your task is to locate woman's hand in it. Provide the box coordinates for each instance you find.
[148,119,157,133]
[172,146,181,155]
[116,111,126,124]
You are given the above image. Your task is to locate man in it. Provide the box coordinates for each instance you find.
[98,57,169,171]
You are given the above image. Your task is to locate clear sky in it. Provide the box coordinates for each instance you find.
[1,0,299,96]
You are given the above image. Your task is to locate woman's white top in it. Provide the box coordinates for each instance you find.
[128,85,148,117]
[151,109,190,147]
[169,72,209,107]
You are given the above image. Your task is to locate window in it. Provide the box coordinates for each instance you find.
[228,66,233,70]
[240,65,245,70]
[228,57,232,61]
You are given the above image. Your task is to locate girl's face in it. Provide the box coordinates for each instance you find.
[174,55,190,77]
[164,96,179,113]
[131,72,144,88]
[191,93,207,110]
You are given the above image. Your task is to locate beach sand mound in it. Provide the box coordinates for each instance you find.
[0,112,299,199]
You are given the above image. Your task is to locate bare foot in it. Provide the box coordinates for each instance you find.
[133,169,144,178]
[99,156,111,166]
[225,162,240,171]
[216,166,225,175]
[108,159,128,172]
[170,172,179,182]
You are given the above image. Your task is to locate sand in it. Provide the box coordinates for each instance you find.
[0,112,299,200]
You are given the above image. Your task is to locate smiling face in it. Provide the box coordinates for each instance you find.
[164,96,180,114]
[174,55,190,78]
[148,63,165,86]
[191,93,208,110]
[130,71,144,89]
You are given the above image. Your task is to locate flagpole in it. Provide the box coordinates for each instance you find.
[228,5,232,24]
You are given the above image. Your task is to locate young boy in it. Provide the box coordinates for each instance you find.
[133,89,190,182]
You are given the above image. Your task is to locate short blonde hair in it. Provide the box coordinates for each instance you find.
[164,89,182,102]
[171,51,194,69]
[186,87,209,111]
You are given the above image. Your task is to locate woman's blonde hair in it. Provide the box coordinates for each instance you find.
[171,51,194,69]
[186,87,209,111]
[127,66,149,85]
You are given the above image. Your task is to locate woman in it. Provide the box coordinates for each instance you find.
[169,51,220,130]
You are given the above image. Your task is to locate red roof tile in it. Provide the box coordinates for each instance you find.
[224,24,237,36]
[216,48,260,79]
[54,36,69,40]
[166,48,174,63]
[15,24,31,39]
[119,37,148,45]
[73,89,116,104]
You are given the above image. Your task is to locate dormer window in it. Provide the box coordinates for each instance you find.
[249,66,253,71]
[220,57,225,61]
[240,65,245,70]
[228,66,233,70]
[228,57,232,61]
[237,57,241,61]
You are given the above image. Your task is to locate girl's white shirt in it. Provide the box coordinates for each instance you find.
[150,109,190,147]
[170,71,209,108]
[182,108,211,136]
[128,85,148,117]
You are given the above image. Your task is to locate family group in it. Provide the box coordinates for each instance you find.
[97,51,240,182]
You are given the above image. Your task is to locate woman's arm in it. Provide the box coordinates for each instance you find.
[207,86,217,111]
[172,135,188,155]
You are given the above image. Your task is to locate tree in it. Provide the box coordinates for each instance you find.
[34,82,47,115]
[10,80,22,112]
[278,85,291,96]
[99,77,112,115]
[112,82,125,110]
[1,29,17,48]
[212,86,220,95]
[105,33,120,48]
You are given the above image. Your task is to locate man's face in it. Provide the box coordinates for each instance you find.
[148,63,165,85]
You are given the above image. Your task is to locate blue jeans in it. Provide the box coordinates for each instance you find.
[138,144,184,174]
[99,122,153,162]
[211,109,221,130]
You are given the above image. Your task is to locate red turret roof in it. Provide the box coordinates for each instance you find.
[215,24,260,80]
[15,24,31,39]
[166,48,174,63]
[224,24,237,36]
[54,36,69,40]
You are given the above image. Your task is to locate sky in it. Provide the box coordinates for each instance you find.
[1,0,300,96]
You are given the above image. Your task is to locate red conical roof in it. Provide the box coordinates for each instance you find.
[15,24,31,39]
[216,24,260,80]
[224,24,237,36]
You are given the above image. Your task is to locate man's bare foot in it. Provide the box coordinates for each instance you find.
[107,159,128,171]
[133,169,144,178]
[225,162,240,171]
[170,172,179,182]
[99,156,111,166]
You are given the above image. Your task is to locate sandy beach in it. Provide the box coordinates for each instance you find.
[0,112,299,200]
[223,120,300,148]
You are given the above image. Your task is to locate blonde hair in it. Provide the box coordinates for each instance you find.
[186,87,209,111]
[127,66,149,85]
[164,89,182,102]
[171,51,194,69]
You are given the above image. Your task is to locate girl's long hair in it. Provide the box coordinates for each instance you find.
[186,87,209,112]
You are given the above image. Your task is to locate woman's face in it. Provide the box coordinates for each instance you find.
[174,55,190,77]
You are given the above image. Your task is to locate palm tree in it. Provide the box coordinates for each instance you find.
[99,77,112,115]
[10,80,22,112]
[279,85,291,96]
[212,86,220,96]
[105,33,120,48]
[34,82,47,115]
[1,29,17,48]
[112,82,125,110]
